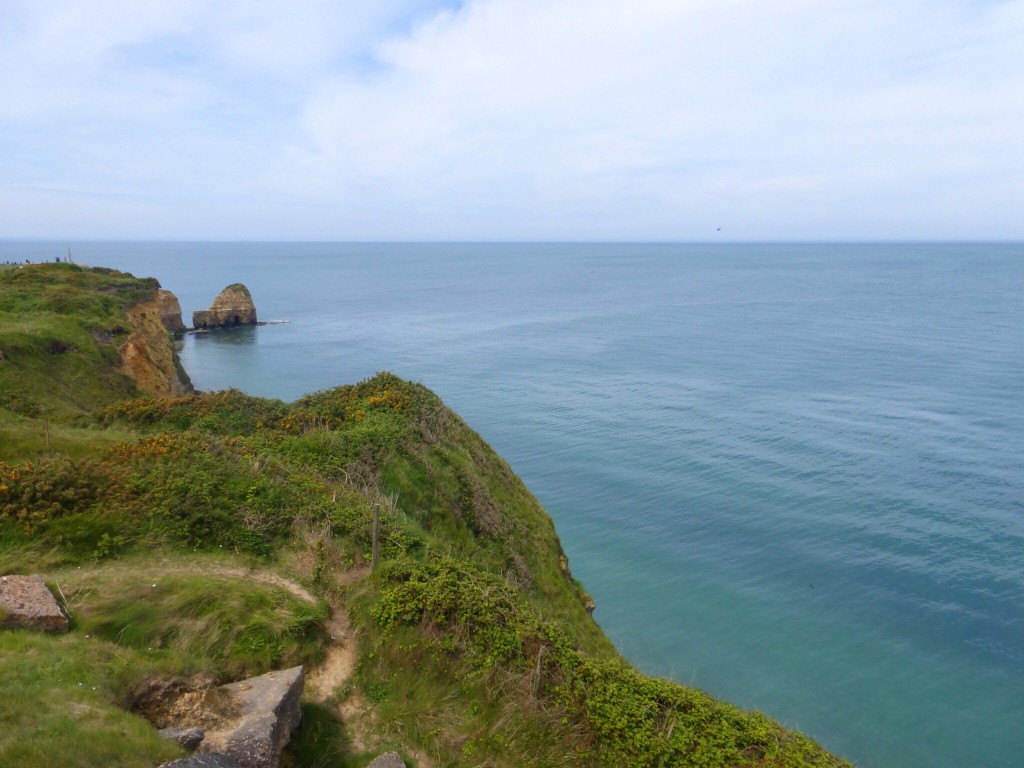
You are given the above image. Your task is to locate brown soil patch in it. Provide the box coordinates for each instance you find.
[307,565,368,705]
[131,673,239,730]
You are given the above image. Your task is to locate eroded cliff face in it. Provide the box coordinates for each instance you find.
[116,293,193,397]
[193,283,257,329]
[156,289,186,334]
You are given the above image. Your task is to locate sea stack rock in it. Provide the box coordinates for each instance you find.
[193,284,257,329]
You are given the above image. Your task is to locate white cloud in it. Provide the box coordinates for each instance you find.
[286,0,1024,238]
[1,0,1022,238]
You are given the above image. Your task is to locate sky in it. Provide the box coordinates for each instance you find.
[1,0,1022,241]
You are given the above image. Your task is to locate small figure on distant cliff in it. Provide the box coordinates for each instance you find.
[193,283,258,329]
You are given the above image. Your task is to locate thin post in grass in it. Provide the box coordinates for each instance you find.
[372,502,380,572]
[532,645,547,696]
[44,418,50,449]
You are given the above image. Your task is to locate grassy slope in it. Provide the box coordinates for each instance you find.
[0,559,328,768]
[0,264,852,767]
[0,263,157,419]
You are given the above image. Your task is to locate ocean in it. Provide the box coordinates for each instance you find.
[4,241,1022,767]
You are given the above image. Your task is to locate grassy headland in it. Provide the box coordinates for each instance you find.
[0,263,852,767]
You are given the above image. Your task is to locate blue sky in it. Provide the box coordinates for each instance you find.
[1,0,1022,240]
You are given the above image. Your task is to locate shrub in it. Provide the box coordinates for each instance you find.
[0,457,108,532]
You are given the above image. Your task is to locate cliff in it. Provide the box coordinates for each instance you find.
[116,294,193,397]
[0,262,191,418]
[157,289,187,335]
[193,284,257,329]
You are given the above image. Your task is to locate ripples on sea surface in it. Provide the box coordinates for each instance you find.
[5,240,1022,767]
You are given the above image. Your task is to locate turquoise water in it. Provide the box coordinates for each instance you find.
[5,241,1023,766]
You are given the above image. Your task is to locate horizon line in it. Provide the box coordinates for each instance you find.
[3,237,1023,246]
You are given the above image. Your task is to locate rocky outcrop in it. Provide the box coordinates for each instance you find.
[367,752,407,768]
[157,289,187,335]
[161,756,242,768]
[117,295,193,397]
[0,574,69,633]
[197,666,304,768]
[193,284,257,329]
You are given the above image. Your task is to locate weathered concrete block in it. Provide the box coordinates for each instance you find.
[0,574,69,633]
[199,665,304,768]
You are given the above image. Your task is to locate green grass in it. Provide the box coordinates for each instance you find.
[284,703,358,768]
[0,264,157,420]
[0,410,137,462]
[53,555,329,678]
[0,631,186,768]
[0,553,330,768]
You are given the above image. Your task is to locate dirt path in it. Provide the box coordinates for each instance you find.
[135,560,364,709]
[148,561,377,751]
[306,565,368,706]
[56,559,317,604]
[167,563,319,604]
[66,557,361,699]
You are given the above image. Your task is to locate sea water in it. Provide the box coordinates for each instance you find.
[4,241,1022,767]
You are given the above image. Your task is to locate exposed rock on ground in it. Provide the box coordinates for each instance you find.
[367,752,407,768]
[133,674,236,730]
[160,755,243,768]
[0,574,69,632]
[193,284,257,329]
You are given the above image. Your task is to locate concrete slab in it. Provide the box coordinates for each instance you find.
[0,574,69,633]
